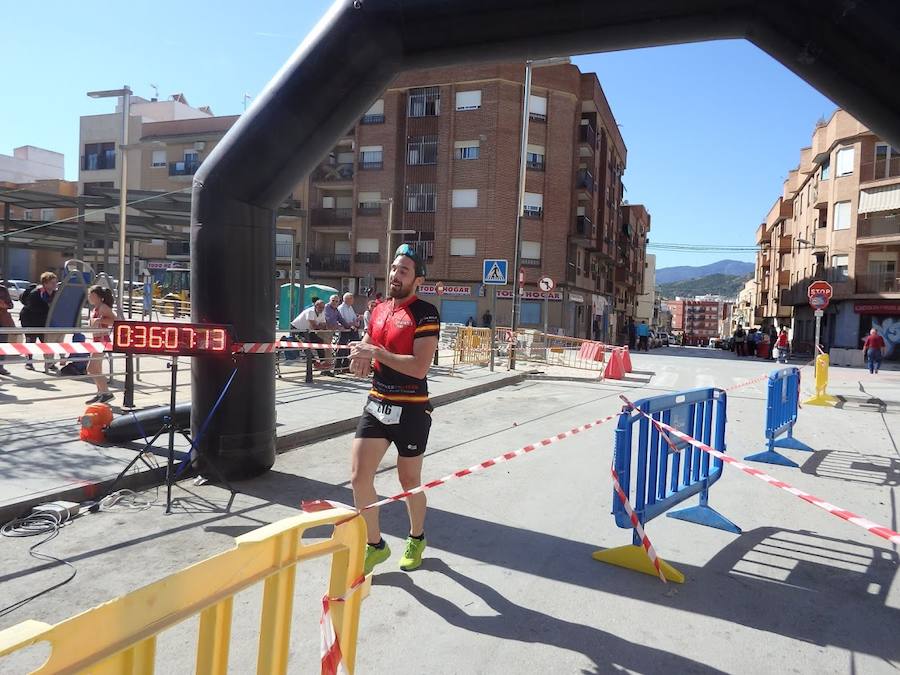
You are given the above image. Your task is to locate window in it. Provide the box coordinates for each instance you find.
[521,240,541,264]
[23,210,33,220]
[151,150,166,167]
[529,95,547,121]
[451,189,478,208]
[454,140,480,160]
[831,255,849,282]
[523,192,543,217]
[874,143,900,179]
[359,145,383,170]
[361,99,385,124]
[406,184,436,212]
[41,209,54,221]
[526,144,545,170]
[356,238,380,253]
[450,238,476,256]
[820,157,831,180]
[833,200,851,230]
[455,90,481,111]
[358,191,382,212]
[275,233,293,259]
[408,86,440,117]
[835,146,854,176]
[82,142,116,171]
[407,135,437,165]
[322,196,335,208]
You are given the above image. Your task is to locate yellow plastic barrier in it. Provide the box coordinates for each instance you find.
[452,327,492,372]
[803,353,839,406]
[0,507,366,674]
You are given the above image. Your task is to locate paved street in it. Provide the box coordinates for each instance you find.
[1,347,898,673]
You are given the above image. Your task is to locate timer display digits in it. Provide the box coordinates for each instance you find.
[112,321,232,356]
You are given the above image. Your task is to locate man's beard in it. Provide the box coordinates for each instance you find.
[389,278,415,299]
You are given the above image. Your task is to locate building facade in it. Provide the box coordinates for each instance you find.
[669,298,722,346]
[303,61,646,339]
[754,109,900,356]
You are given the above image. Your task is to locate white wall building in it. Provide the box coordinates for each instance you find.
[635,253,656,326]
[0,145,64,183]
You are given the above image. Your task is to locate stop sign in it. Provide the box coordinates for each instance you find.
[808,280,833,309]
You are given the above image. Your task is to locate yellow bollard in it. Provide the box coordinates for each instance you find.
[803,353,839,406]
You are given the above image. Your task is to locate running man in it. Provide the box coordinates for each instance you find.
[348,244,440,574]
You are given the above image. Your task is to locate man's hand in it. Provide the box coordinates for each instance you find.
[348,341,377,378]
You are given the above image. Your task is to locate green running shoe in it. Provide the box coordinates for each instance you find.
[364,541,391,575]
[399,536,427,571]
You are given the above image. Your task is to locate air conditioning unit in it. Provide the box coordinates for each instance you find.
[275,270,287,279]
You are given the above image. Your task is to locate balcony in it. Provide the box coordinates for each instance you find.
[312,163,354,182]
[169,160,201,177]
[310,208,352,228]
[857,274,900,294]
[527,157,545,171]
[857,215,900,243]
[777,269,791,286]
[575,215,593,236]
[360,113,385,124]
[579,124,596,148]
[754,307,766,320]
[522,206,543,219]
[777,235,792,254]
[521,258,541,267]
[355,252,380,264]
[576,169,594,194]
[81,153,116,171]
[529,111,546,123]
[309,254,350,273]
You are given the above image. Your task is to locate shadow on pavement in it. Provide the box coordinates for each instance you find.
[377,559,726,675]
[801,449,900,487]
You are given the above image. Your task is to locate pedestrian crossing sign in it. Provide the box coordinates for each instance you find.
[483,259,508,285]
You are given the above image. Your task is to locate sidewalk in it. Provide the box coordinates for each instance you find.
[0,355,523,522]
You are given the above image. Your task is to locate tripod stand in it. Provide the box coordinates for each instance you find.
[102,356,236,514]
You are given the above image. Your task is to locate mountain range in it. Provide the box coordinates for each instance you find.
[656,259,755,284]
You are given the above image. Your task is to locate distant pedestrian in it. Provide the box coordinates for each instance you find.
[733,326,746,356]
[85,285,116,404]
[746,329,758,357]
[362,299,377,335]
[465,316,476,327]
[291,298,328,369]
[482,310,493,328]
[592,316,601,341]
[768,325,779,360]
[0,284,15,376]
[336,293,360,371]
[775,328,790,363]
[862,328,886,375]
[636,320,650,351]
[20,272,59,373]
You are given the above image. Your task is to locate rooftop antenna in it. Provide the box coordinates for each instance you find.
[243,93,253,111]
[150,83,159,100]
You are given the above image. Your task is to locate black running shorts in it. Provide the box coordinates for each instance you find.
[355,399,433,457]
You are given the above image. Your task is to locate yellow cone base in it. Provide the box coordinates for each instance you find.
[803,393,839,407]
[592,545,685,583]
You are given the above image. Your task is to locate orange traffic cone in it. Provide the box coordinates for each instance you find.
[79,403,113,444]
[602,349,624,380]
[621,346,633,373]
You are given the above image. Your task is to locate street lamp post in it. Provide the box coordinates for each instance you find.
[380,198,415,294]
[509,57,569,370]
[88,85,133,406]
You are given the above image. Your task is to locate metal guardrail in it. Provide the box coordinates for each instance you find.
[0,507,367,674]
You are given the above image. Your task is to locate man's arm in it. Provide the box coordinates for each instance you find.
[350,336,437,380]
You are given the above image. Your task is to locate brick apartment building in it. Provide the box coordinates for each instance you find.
[306,61,647,340]
[668,298,723,346]
[754,109,900,357]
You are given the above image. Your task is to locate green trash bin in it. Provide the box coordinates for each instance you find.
[278,283,340,329]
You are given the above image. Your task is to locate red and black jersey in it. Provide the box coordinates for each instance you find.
[367,295,440,404]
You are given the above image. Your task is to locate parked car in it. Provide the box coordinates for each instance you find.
[657,332,672,346]
[3,280,35,301]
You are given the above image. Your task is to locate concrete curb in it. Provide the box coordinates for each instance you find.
[0,372,526,523]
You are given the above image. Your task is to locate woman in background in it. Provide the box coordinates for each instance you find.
[86,285,116,404]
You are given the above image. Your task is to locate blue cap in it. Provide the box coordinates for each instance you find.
[395,244,426,278]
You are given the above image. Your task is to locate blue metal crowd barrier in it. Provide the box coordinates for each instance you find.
[593,388,740,581]
[744,367,814,467]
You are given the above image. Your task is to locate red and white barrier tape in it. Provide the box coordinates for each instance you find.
[0,341,108,357]
[620,395,900,546]
[610,464,667,583]
[320,574,367,675]
[303,413,619,518]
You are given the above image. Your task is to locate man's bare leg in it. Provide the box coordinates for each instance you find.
[397,454,426,536]
[350,437,390,543]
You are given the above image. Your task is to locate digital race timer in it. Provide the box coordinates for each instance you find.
[112,321,232,356]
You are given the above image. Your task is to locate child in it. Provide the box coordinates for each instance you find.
[86,285,116,404]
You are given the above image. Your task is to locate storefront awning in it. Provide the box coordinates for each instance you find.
[858,184,900,214]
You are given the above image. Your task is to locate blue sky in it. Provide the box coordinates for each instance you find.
[1,1,836,269]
